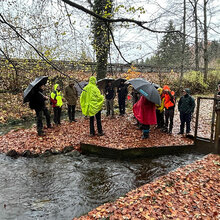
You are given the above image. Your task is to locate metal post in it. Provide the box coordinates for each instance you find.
[194,97,200,142]
[214,104,220,154]
[211,98,217,142]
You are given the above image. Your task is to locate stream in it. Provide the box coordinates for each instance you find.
[0,151,205,220]
[0,116,206,219]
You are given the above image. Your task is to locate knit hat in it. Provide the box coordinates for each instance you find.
[184,88,190,94]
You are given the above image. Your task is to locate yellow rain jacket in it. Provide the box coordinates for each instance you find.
[156,88,165,113]
[51,84,63,107]
[80,76,104,116]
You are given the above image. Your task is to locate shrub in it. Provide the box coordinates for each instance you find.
[181,71,208,94]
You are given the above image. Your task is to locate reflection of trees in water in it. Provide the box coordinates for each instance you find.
[28,156,58,198]
[82,167,111,197]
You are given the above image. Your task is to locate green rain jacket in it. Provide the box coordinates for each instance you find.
[80,76,104,116]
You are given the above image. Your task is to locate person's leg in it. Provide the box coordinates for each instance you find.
[96,111,103,135]
[109,99,114,116]
[118,98,122,115]
[185,113,192,134]
[179,112,185,134]
[142,124,150,139]
[122,98,126,114]
[90,116,95,135]
[72,105,76,121]
[106,100,110,116]
[161,111,165,128]
[163,109,169,132]
[169,108,174,134]
[57,107,61,124]
[67,104,72,121]
[156,110,160,128]
[53,107,58,124]
[36,110,43,135]
[43,107,51,128]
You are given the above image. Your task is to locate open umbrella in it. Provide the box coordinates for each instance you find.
[113,78,127,88]
[127,78,161,105]
[23,76,48,103]
[152,83,160,89]
[97,78,115,90]
[75,81,88,96]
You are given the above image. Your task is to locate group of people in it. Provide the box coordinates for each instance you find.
[29,76,196,139]
[29,80,78,136]
[133,85,195,139]
[103,80,128,117]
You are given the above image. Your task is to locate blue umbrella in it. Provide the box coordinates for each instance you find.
[127,78,161,105]
[23,76,48,103]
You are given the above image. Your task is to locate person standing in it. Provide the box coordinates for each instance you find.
[80,76,104,136]
[156,88,165,129]
[29,84,51,136]
[104,81,115,117]
[178,88,195,135]
[117,81,128,115]
[162,85,175,134]
[64,79,78,122]
[131,88,140,106]
[133,95,157,139]
[217,82,220,98]
[51,83,63,125]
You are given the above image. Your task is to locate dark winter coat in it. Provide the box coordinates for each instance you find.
[104,85,115,100]
[29,88,46,111]
[178,91,195,114]
[117,84,128,100]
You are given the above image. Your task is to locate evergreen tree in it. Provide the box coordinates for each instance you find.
[156,20,190,68]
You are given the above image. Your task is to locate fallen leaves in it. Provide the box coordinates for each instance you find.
[0,115,194,155]
[74,154,220,219]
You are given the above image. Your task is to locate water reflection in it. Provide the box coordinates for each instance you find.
[0,152,205,219]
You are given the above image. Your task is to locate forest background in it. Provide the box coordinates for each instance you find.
[0,0,220,124]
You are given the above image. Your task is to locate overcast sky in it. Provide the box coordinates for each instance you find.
[0,0,220,63]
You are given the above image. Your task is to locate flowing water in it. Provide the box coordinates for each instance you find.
[0,151,205,220]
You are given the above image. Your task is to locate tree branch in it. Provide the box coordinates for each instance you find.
[61,0,181,34]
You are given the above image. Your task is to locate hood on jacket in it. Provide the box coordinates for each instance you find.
[157,88,163,95]
[184,88,190,94]
[171,91,175,96]
[89,76,97,85]
[163,85,171,91]
[54,84,59,91]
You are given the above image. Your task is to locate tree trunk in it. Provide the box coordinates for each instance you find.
[203,0,208,82]
[179,0,186,92]
[194,0,199,71]
[92,0,113,80]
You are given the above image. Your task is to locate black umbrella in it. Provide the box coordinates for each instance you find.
[97,78,115,90]
[75,81,88,96]
[152,83,160,89]
[113,78,127,88]
[127,78,161,105]
[23,76,48,103]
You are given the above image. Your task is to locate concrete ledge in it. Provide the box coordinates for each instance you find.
[80,139,217,159]
[80,143,197,159]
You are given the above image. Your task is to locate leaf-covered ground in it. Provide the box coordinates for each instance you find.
[74,154,220,220]
[0,115,193,155]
